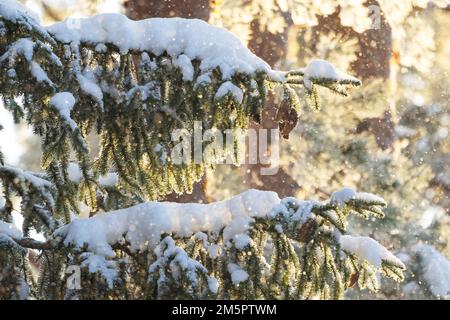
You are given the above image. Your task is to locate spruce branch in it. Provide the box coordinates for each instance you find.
[0,8,362,201]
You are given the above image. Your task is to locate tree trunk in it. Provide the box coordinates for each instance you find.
[124,0,209,21]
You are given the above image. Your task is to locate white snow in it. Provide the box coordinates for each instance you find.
[54,186,397,285]
[77,201,91,219]
[227,263,249,284]
[54,189,281,257]
[412,244,450,299]
[331,188,357,207]
[148,236,208,287]
[0,165,54,210]
[67,162,118,186]
[340,235,405,269]
[304,59,340,79]
[30,61,52,84]
[300,59,360,90]
[330,187,386,208]
[195,73,212,86]
[0,164,52,189]
[0,0,40,24]
[126,82,161,102]
[173,54,194,81]
[223,215,253,250]
[80,252,117,288]
[2,2,360,95]
[304,59,360,82]
[95,43,107,53]
[46,14,277,80]
[77,73,103,105]
[232,233,253,250]
[194,232,221,259]
[98,172,119,187]
[207,244,220,259]
[67,162,83,183]
[215,81,244,104]
[274,224,283,233]
[0,38,34,63]
[50,92,77,130]
[275,197,317,222]
[1,1,363,100]
[7,69,16,78]
[0,220,23,239]
[207,276,219,294]
[418,206,445,229]
[353,192,386,204]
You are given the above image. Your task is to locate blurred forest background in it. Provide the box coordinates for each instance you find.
[1,0,449,299]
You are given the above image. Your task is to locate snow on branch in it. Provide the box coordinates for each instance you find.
[46,14,278,81]
[148,236,216,297]
[0,164,58,231]
[0,0,52,43]
[55,189,280,257]
[330,187,386,208]
[49,92,77,131]
[0,165,52,190]
[0,220,22,239]
[0,163,404,298]
[47,188,404,298]
[284,59,361,110]
[339,235,405,269]
[302,59,361,88]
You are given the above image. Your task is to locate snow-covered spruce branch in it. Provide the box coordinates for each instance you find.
[1,188,404,299]
[0,0,360,205]
[0,164,59,232]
